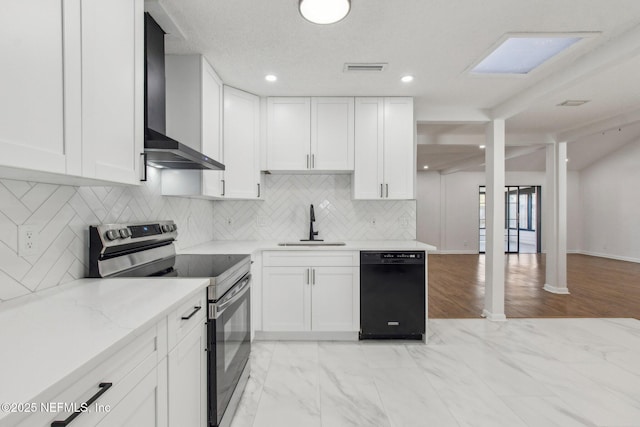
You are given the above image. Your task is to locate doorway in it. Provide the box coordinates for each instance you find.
[479,186,541,254]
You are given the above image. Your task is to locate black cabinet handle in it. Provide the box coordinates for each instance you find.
[140,153,148,182]
[51,382,112,426]
[221,179,226,196]
[181,305,202,320]
[257,183,261,198]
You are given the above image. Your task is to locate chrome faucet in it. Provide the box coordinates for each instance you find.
[302,204,323,241]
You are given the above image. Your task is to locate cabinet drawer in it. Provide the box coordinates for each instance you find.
[16,325,162,427]
[168,291,207,350]
[263,251,358,267]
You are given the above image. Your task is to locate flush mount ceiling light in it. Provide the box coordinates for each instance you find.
[265,74,278,82]
[299,0,351,25]
[401,75,414,83]
[471,34,584,75]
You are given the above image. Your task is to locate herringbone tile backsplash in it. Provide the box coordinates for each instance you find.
[213,174,416,241]
[0,168,214,302]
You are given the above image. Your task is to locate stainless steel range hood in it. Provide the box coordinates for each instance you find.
[144,13,224,170]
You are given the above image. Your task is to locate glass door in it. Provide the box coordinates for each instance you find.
[506,187,519,253]
[479,186,541,254]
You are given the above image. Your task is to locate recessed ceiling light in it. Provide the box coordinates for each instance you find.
[299,0,350,25]
[471,36,583,74]
[479,145,486,149]
[265,74,277,82]
[423,165,429,169]
[557,99,590,107]
[565,158,570,162]
[401,75,414,83]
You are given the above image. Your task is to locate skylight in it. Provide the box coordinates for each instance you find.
[471,36,582,74]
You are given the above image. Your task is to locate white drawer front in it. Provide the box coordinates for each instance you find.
[167,291,207,350]
[263,251,358,267]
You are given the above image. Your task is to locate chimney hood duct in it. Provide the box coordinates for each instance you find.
[144,13,224,170]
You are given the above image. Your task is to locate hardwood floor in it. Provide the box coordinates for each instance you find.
[428,253,640,319]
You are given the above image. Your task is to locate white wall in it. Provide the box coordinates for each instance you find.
[580,137,640,262]
[417,170,581,253]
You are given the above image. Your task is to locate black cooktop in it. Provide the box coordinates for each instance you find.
[172,254,249,278]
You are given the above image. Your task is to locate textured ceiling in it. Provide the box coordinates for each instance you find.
[150,0,640,172]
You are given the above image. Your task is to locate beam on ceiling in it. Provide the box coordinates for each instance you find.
[440,145,545,175]
[556,107,640,142]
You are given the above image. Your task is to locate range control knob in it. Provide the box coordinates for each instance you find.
[105,229,120,241]
[162,224,169,232]
[172,224,177,231]
[119,228,131,238]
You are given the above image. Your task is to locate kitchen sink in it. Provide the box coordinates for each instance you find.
[277,241,347,246]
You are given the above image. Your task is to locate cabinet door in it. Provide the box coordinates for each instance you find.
[95,366,166,427]
[383,98,415,199]
[81,0,144,185]
[223,86,261,199]
[353,98,384,199]
[311,267,359,332]
[267,97,310,171]
[201,59,225,198]
[0,0,68,174]
[168,322,207,427]
[263,267,310,331]
[311,97,354,171]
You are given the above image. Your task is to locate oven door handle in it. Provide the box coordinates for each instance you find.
[214,274,251,317]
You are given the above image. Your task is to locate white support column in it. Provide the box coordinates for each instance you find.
[544,142,569,294]
[483,120,507,321]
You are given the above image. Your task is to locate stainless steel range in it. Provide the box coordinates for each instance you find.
[89,220,251,427]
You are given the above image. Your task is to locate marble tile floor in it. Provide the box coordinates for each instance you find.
[231,318,640,427]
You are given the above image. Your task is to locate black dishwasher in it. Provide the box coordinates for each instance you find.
[360,251,425,340]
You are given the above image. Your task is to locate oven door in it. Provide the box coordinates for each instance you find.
[208,274,251,427]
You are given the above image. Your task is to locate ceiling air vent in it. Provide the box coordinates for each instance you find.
[344,63,388,72]
[557,100,590,107]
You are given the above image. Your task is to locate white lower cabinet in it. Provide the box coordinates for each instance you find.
[262,252,359,334]
[95,365,165,427]
[168,322,207,427]
[14,292,210,427]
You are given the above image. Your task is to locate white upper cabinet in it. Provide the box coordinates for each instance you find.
[81,0,144,185]
[0,0,144,186]
[311,97,355,170]
[267,97,311,171]
[353,97,415,200]
[163,55,224,198]
[0,0,68,175]
[223,86,262,199]
[267,97,354,172]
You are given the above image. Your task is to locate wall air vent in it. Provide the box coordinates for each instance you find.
[557,100,590,107]
[343,63,388,72]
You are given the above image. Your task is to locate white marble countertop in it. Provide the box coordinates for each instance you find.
[180,240,436,255]
[0,277,209,425]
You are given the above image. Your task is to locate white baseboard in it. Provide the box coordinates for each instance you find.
[431,250,478,255]
[481,309,507,321]
[543,284,570,294]
[575,250,640,264]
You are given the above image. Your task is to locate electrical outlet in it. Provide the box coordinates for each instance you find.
[18,225,39,256]
[256,215,269,227]
[399,215,410,228]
